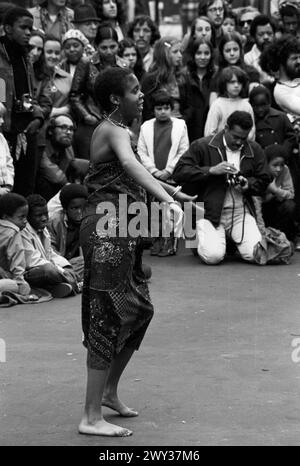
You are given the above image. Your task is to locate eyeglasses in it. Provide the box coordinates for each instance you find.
[240,20,253,26]
[207,6,224,14]
[55,124,74,132]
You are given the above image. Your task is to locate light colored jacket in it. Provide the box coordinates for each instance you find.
[0,219,27,283]
[137,117,189,175]
[0,133,14,189]
[21,223,70,270]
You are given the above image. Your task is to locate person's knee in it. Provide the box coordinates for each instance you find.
[41,263,62,282]
[197,245,225,264]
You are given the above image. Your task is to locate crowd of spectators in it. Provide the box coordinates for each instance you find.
[1,0,300,297]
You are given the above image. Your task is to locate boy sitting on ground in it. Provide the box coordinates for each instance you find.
[21,194,79,298]
[0,193,31,295]
[48,184,88,282]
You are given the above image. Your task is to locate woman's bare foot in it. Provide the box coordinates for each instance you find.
[78,417,132,437]
[102,395,139,417]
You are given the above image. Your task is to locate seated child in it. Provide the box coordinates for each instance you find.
[0,193,31,295]
[138,90,189,256]
[21,194,79,298]
[261,144,297,242]
[47,184,88,282]
[0,103,14,196]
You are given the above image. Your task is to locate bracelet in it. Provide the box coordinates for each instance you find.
[172,186,182,198]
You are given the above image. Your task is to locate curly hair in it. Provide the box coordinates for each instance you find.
[93,67,133,113]
[89,0,126,26]
[260,35,300,74]
[127,15,161,46]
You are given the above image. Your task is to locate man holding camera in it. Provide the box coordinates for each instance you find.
[173,111,271,264]
[0,7,48,197]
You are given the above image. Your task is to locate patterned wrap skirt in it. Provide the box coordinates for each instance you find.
[80,213,154,370]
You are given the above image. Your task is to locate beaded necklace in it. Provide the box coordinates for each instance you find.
[102,113,129,130]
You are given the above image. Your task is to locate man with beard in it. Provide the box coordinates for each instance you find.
[127,14,160,72]
[35,114,88,201]
[198,0,225,46]
[260,35,300,249]
[244,14,276,83]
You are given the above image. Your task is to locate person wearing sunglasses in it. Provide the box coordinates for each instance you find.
[35,114,89,201]
[238,7,260,53]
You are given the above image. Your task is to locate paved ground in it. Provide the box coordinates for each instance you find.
[1,243,300,446]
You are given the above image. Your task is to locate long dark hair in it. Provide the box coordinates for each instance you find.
[186,38,216,81]
[89,0,126,27]
[218,31,244,69]
[118,38,145,81]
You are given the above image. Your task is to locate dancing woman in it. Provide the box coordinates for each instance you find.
[79,67,183,437]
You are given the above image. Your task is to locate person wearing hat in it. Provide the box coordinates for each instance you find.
[70,24,128,160]
[28,0,74,41]
[72,3,100,54]
[61,29,88,76]
[48,183,88,282]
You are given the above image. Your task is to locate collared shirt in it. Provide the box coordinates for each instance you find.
[244,44,274,84]
[222,136,244,209]
[143,48,154,72]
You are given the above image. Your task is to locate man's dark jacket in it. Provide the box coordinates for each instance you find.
[173,130,272,226]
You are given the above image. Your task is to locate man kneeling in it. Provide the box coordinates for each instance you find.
[173,111,272,264]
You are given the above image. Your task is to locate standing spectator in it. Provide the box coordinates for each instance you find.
[28,0,73,41]
[237,6,259,53]
[0,7,47,196]
[198,0,226,46]
[127,14,160,72]
[210,31,260,104]
[72,4,100,57]
[89,0,127,41]
[222,9,238,34]
[138,90,189,256]
[35,114,88,200]
[61,29,88,77]
[22,194,78,297]
[181,16,216,55]
[181,38,216,142]
[43,34,73,118]
[118,38,145,81]
[141,36,185,121]
[244,14,276,83]
[204,65,255,140]
[70,24,127,159]
[0,103,14,195]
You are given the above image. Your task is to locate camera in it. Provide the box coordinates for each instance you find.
[14,93,34,114]
[226,171,246,188]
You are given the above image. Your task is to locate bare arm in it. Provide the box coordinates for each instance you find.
[109,126,175,203]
